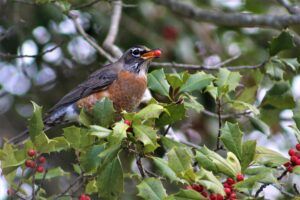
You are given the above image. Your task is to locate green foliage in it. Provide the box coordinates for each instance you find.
[269,30,295,56]
[137,178,167,200]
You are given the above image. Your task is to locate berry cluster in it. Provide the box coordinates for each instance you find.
[222,174,244,200]
[124,120,133,132]
[79,194,91,200]
[185,184,224,200]
[24,149,46,173]
[284,144,300,172]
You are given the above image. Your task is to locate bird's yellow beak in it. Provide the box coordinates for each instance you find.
[141,49,162,60]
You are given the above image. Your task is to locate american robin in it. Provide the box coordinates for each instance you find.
[9,45,161,144]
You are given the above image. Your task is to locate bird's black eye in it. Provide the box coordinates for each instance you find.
[131,49,140,57]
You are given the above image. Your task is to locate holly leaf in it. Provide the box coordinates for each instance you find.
[93,97,115,128]
[220,122,243,160]
[216,69,241,96]
[179,72,214,93]
[269,30,295,56]
[152,157,183,183]
[133,125,159,153]
[254,146,289,167]
[80,144,105,172]
[156,103,186,127]
[35,167,69,180]
[166,189,206,200]
[148,69,170,97]
[196,168,225,196]
[137,178,167,200]
[97,156,123,200]
[135,104,164,120]
[167,147,193,177]
[28,102,44,141]
[241,140,256,171]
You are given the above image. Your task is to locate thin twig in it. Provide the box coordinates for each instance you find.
[202,109,252,119]
[293,184,300,194]
[163,125,172,136]
[72,0,103,10]
[31,171,36,200]
[0,41,64,59]
[34,169,48,197]
[68,11,115,63]
[156,0,300,29]
[54,175,83,200]
[255,169,288,197]
[151,60,266,71]
[276,0,300,14]
[136,155,146,178]
[103,0,123,58]
[215,98,223,150]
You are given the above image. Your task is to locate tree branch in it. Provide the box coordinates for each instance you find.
[68,11,116,63]
[103,0,123,58]
[72,0,103,10]
[276,0,300,15]
[255,169,289,197]
[215,98,223,150]
[0,41,64,59]
[156,0,300,29]
[54,175,83,200]
[151,60,266,71]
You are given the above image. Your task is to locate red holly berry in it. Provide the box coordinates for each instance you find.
[192,184,204,192]
[296,144,300,151]
[236,174,244,182]
[284,162,291,167]
[230,192,236,197]
[185,185,193,190]
[295,152,300,158]
[79,194,90,200]
[201,191,208,197]
[224,187,231,195]
[296,159,300,165]
[38,156,46,163]
[209,194,217,200]
[223,182,229,188]
[287,166,294,172]
[36,166,44,173]
[124,120,132,126]
[226,178,235,185]
[216,194,224,200]
[27,149,36,157]
[289,149,296,156]
[25,160,36,168]
[291,155,298,164]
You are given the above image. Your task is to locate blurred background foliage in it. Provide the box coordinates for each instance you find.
[1,0,300,199]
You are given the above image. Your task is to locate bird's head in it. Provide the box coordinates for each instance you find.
[121,45,161,74]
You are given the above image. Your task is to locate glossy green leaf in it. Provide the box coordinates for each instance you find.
[241,140,256,171]
[28,102,44,141]
[216,69,241,96]
[197,168,225,196]
[183,95,204,113]
[137,178,167,200]
[166,72,189,89]
[179,72,214,93]
[261,82,295,109]
[167,147,193,177]
[220,122,243,160]
[156,103,186,127]
[88,125,112,138]
[152,157,183,183]
[133,125,159,153]
[249,117,270,136]
[93,97,115,128]
[35,167,69,180]
[97,156,123,200]
[269,31,295,56]
[63,126,93,149]
[166,189,206,200]
[85,179,98,194]
[135,104,164,120]
[254,146,289,167]
[80,144,105,172]
[148,69,170,97]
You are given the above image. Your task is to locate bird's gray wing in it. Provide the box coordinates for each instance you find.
[47,65,119,114]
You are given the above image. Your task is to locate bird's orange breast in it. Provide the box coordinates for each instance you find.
[77,71,147,112]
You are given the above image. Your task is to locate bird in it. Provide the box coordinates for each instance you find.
[8,45,161,144]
